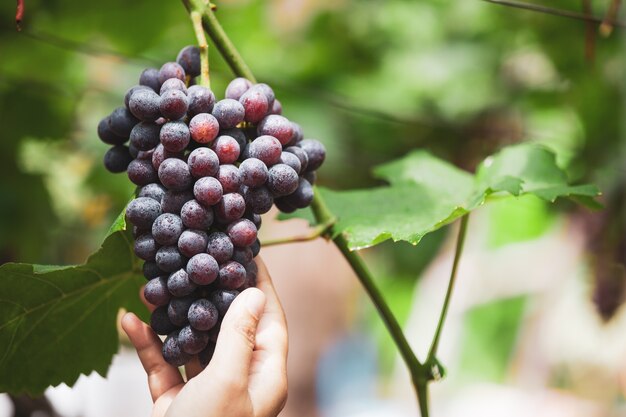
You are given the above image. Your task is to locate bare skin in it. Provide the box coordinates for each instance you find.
[121,257,288,417]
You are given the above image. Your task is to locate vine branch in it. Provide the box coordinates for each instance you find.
[261,217,335,247]
[190,10,210,88]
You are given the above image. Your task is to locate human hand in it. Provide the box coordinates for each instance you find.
[121,257,288,417]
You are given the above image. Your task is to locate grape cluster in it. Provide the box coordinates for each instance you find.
[97,45,325,367]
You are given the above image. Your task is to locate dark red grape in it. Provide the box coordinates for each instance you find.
[270,99,282,115]
[248,135,282,165]
[160,89,188,120]
[206,232,234,264]
[217,261,246,290]
[160,78,187,94]
[225,77,252,100]
[239,158,269,188]
[300,139,326,171]
[129,89,161,122]
[181,199,213,229]
[97,117,127,145]
[210,290,239,316]
[193,177,223,207]
[168,296,195,327]
[152,213,184,245]
[134,234,159,261]
[216,164,242,193]
[125,85,151,108]
[187,253,219,285]
[253,83,275,109]
[126,197,162,229]
[167,268,197,297]
[158,158,192,191]
[158,62,186,84]
[176,46,201,77]
[187,147,219,178]
[188,299,219,331]
[128,158,158,186]
[155,245,185,272]
[140,68,161,92]
[138,183,166,202]
[285,146,309,171]
[212,99,245,129]
[161,190,193,214]
[227,218,258,247]
[179,325,209,355]
[103,145,133,173]
[178,229,209,258]
[257,115,293,145]
[189,113,219,144]
[160,121,190,153]
[267,164,299,196]
[215,193,246,222]
[144,276,171,306]
[243,186,273,214]
[289,178,314,208]
[232,247,253,265]
[162,331,191,366]
[239,88,269,123]
[109,107,139,137]
[278,151,302,174]
[151,143,183,171]
[130,121,161,151]
[187,85,215,117]
[211,135,240,164]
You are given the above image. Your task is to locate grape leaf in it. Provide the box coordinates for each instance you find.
[288,144,600,249]
[0,214,147,395]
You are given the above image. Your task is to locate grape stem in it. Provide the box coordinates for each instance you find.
[260,217,336,247]
[190,10,210,88]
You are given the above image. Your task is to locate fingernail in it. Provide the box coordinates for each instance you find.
[244,289,265,318]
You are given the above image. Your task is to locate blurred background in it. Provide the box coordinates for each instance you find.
[0,0,625,416]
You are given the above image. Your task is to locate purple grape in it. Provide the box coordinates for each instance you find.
[152,213,184,245]
[187,147,219,178]
[287,178,314,208]
[216,164,241,193]
[138,183,166,202]
[125,85,151,108]
[221,128,248,152]
[140,68,161,92]
[248,135,282,165]
[270,99,282,115]
[189,113,220,144]
[151,306,177,335]
[187,253,219,285]
[303,170,317,184]
[109,107,139,137]
[176,46,201,77]
[278,151,302,174]
[225,77,252,100]
[97,117,126,145]
[257,115,293,145]
[206,232,234,264]
[232,246,253,265]
[274,197,297,213]
[168,296,195,327]
[212,99,245,129]
[160,121,190,153]
[188,299,219,331]
[155,245,185,272]
[161,190,193,214]
[160,78,187,94]
[134,234,159,261]
[211,135,240,164]
[248,213,262,229]
[158,62,186,85]
[158,158,192,191]
[227,219,258,247]
[187,85,215,117]
[210,290,239,316]
[126,197,162,229]
[267,164,299,196]
[160,89,188,121]
[181,199,213,229]
[143,261,162,280]
[253,83,275,109]
[300,139,326,171]
[239,158,268,188]
[130,121,161,151]
[179,325,209,354]
[128,158,158,186]
[193,176,223,207]
[285,146,309,172]
[129,89,161,122]
[167,268,197,297]
[239,88,269,123]
[288,122,304,145]
[162,331,191,366]
[151,143,183,171]
[178,229,209,258]
[215,193,246,222]
[250,239,261,257]
[103,145,133,173]
[144,276,170,306]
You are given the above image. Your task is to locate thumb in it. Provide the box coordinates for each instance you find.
[206,288,266,384]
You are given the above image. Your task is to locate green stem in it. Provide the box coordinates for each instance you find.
[426,214,469,362]
[261,217,335,247]
[190,10,210,88]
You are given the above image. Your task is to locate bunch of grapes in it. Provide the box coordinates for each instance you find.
[97,45,325,367]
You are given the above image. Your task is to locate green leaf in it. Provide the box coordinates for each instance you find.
[0,215,147,395]
[288,144,600,250]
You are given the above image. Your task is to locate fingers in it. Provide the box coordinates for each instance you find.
[121,313,184,401]
[200,288,266,386]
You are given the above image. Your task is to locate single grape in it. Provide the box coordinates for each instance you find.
[151,143,182,171]
[158,62,186,85]
[97,117,126,145]
[161,190,194,214]
[225,77,252,101]
[189,113,220,144]
[129,89,161,122]
[227,219,258,247]
[253,83,275,109]
[134,234,159,261]
[239,88,269,124]
[152,213,184,246]
[210,290,239,316]
[287,178,314,208]
[267,164,299,196]
[211,135,240,164]
[216,164,242,193]
[109,107,139,137]
[212,99,245,129]
[179,325,209,355]
[178,229,209,258]
[103,145,133,173]
[139,67,161,92]
[167,268,197,297]
[220,128,248,152]
[162,331,191,366]
[215,193,246,222]
[155,245,185,272]
[143,261,163,280]
[138,183,166,202]
[243,186,273,214]
[151,306,177,335]
[187,253,219,285]
[274,197,297,213]
[160,78,187,94]
[187,85,215,117]
[130,121,161,151]
[125,85,151,109]
[270,99,282,115]
[160,121,190,153]
[188,299,219,331]
[128,158,158,186]
[284,146,309,172]
[300,139,326,171]
[176,45,201,77]
[239,158,269,188]
[168,296,195,327]
[278,151,302,174]
[232,246,253,265]
[160,89,188,121]
[257,115,293,145]
[181,199,213,229]
[206,232,234,264]
[247,135,282,165]
[126,197,162,229]
[158,158,192,191]
[187,147,219,178]
[250,239,261,257]
[144,276,170,306]
[193,176,223,207]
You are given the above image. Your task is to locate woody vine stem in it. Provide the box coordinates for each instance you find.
[180,1,470,415]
